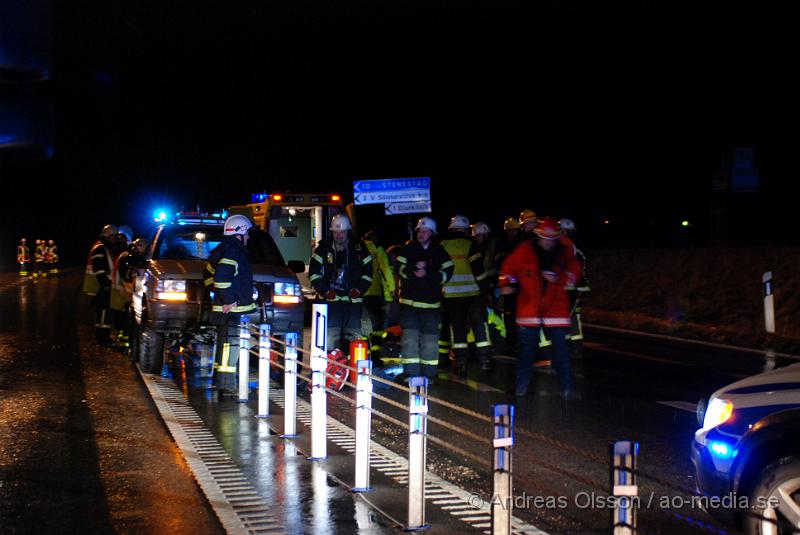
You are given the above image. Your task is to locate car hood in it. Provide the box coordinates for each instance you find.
[149,259,297,282]
[714,362,800,409]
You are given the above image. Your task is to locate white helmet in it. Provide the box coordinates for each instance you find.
[471,221,490,237]
[118,225,133,242]
[415,216,437,234]
[223,214,253,236]
[330,214,352,232]
[560,218,576,232]
[101,224,118,238]
[449,214,470,230]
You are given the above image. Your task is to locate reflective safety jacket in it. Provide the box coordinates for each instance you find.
[35,244,47,263]
[499,239,580,327]
[440,232,487,299]
[364,239,395,301]
[17,245,29,263]
[83,240,113,296]
[395,241,454,309]
[309,237,372,303]
[205,236,256,322]
[45,245,58,263]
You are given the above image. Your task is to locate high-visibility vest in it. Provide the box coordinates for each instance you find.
[83,241,111,296]
[441,238,480,298]
[110,251,132,311]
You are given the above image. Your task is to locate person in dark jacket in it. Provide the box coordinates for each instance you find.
[309,214,373,355]
[395,216,454,381]
[207,214,257,394]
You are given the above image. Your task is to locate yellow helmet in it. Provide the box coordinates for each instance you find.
[519,209,537,226]
[503,217,520,230]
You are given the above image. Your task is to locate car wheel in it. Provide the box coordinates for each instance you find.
[745,457,800,535]
[139,327,165,374]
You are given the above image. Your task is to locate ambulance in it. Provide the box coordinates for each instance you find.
[228,192,353,299]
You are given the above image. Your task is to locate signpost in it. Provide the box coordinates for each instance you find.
[353,177,431,215]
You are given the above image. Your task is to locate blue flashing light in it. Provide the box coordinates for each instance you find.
[251,193,268,203]
[154,209,169,222]
[710,441,735,459]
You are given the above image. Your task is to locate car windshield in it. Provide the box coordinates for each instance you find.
[248,228,286,266]
[152,225,286,266]
[153,226,224,260]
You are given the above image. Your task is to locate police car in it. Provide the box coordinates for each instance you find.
[691,362,800,534]
[132,211,305,374]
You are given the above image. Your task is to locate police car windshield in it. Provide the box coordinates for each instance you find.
[153,226,224,260]
[247,228,286,266]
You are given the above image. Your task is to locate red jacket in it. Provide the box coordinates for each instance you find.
[499,237,580,327]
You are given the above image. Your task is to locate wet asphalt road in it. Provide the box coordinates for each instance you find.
[0,271,223,535]
[2,270,785,534]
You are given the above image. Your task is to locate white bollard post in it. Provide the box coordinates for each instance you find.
[352,359,373,492]
[763,271,775,334]
[492,404,514,535]
[257,323,271,418]
[238,317,250,403]
[282,332,298,437]
[611,440,639,535]
[406,376,429,531]
[309,303,328,460]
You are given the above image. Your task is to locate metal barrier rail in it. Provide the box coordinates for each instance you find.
[231,305,766,535]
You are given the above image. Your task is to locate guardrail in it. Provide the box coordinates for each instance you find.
[210,304,780,535]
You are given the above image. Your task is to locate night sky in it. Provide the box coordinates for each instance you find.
[2,0,798,269]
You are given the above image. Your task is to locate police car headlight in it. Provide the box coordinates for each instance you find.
[156,279,187,300]
[701,397,733,431]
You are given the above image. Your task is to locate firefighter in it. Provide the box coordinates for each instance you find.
[395,216,453,381]
[362,230,396,333]
[309,214,373,356]
[471,221,499,302]
[496,211,534,356]
[499,217,582,399]
[17,238,30,276]
[208,214,257,394]
[560,218,591,358]
[111,237,148,353]
[34,239,48,278]
[83,225,118,346]
[45,239,59,276]
[441,215,493,375]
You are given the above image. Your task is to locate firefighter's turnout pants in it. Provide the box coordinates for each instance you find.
[400,305,440,379]
[445,295,492,366]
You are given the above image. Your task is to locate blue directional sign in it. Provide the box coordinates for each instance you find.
[353,177,430,193]
[353,177,431,206]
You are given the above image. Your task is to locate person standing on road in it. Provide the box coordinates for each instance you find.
[440,215,493,375]
[83,225,118,346]
[17,238,30,277]
[309,214,373,356]
[208,215,257,394]
[362,230,396,333]
[45,239,59,276]
[395,216,454,381]
[34,239,47,278]
[499,216,581,400]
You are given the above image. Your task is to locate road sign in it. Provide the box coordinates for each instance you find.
[385,201,432,215]
[355,189,430,205]
[353,177,430,194]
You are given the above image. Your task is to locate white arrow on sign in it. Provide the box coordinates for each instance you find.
[354,189,430,206]
[385,201,432,215]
